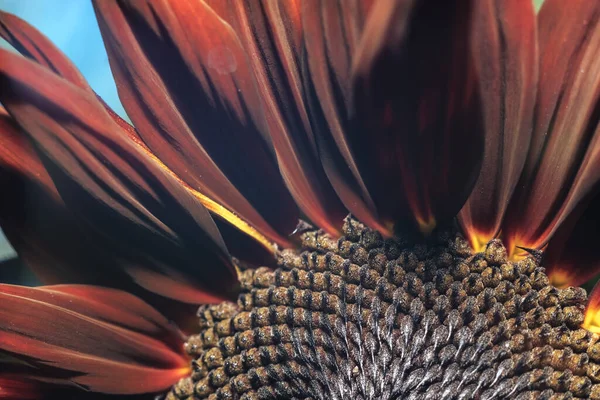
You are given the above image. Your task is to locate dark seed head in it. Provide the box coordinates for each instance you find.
[168,218,600,400]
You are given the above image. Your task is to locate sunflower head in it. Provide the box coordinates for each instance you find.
[169,218,599,399]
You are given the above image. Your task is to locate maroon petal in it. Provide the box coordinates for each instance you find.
[0,376,43,399]
[300,0,390,235]
[0,48,238,304]
[544,192,600,288]
[0,11,89,91]
[228,0,348,235]
[349,0,484,234]
[1,8,277,269]
[0,284,189,394]
[0,375,155,399]
[0,138,200,330]
[458,0,538,250]
[0,170,106,286]
[0,11,153,138]
[1,103,228,330]
[1,107,175,300]
[93,0,300,245]
[0,106,56,194]
[584,280,600,334]
[502,0,600,255]
[0,107,84,285]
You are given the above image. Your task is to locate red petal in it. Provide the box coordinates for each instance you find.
[0,285,189,394]
[544,192,600,288]
[0,11,150,138]
[458,0,537,250]
[0,49,238,303]
[93,0,299,246]
[0,162,202,329]
[0,376,152,400]
[0,112,135,288]
[0,9,276,272]
[0,173,101,285]
[0,108,84,285]
[350,0,484,234]
[300,0,390,235]
[0,106,231,322]
[584,279,600,334]
[502,0,600,254]
[0,376,43,400]
[0,11,89,91]
[0,107,56,194]
[229,0,348,235]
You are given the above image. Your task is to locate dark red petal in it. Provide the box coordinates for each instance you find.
[350,0,484,234]
[93,0,299,246]
[0,161,199,330]
[0,172,101,285]
[229,0,348,235]
[99,99,276,269]
[301,0,390,235]
[0,376,43,399]
[0,106,56,194]
[0,48,238,304]
[0,377,152,400]
[0,11,89,91]
[0,11,149,136]
[0,285,189,394]
[0,110,134,285]
[0,107,228,328]
[0,107,82,285]
[458,0,537,250]
[544,192,600,288]
[584,279,600,334]
[502,0,600,254]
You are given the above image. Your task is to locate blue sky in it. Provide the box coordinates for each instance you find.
[0,0,126,260]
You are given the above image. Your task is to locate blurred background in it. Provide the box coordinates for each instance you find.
[0,0,546,263]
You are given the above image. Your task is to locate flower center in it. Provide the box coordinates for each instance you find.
[168,218,600,400]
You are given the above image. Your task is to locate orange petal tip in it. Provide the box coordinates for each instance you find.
[583,282,600,333]
[417,216,436,236]
[548,268,573,290]
[468,233,490,254]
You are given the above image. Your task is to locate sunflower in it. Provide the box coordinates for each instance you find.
[1,0,600,399]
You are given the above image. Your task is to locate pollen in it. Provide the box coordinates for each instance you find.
[168,217,600,400]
